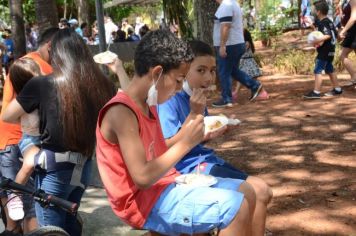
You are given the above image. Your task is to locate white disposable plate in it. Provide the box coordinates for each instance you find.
[204,116,228,134]
[175,174,218,187]
[93,51,118,64]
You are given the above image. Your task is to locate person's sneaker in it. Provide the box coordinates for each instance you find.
[250,84,263,101]
[256,89,269,100]
[324,88,343,97]
[303,91,321,99]
[212,99,233,108]
[7,193,24,221]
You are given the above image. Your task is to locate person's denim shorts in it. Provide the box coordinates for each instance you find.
[0,145,36,218]
[314,59,334,74]
[18,134,41,155]
[144,177,245,235]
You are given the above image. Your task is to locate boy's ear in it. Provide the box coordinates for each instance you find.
[151,65,163,81]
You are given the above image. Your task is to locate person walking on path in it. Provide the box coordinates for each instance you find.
[339,0,356,86]
[304,1,342,99]
[213,0,263,108]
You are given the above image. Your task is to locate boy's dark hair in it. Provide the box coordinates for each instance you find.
[188,40,214,57]
[134,29,194,76]
[314,0,329,15]
[37,27,59,47]
[9,58,41,94]
[139,24,150,38]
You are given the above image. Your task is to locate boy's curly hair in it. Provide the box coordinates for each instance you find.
[134,29,194,76]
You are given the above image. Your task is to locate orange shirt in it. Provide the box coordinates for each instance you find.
[96,92,179,228]
[0,51,52,150]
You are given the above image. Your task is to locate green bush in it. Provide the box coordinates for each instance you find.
[274,49,315,74]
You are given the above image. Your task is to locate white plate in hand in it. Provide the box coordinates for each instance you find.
[93,51,118,64]
[204,116,228,134]
[175,174,218,187]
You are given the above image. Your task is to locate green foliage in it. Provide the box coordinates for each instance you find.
[23,0,36,23]
[274,49,315,75]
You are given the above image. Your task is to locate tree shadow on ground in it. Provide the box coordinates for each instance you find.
[207,76,356,235]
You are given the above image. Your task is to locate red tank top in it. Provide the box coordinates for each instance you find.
[96,91,179,228]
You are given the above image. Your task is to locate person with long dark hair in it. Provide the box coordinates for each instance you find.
[2,28,116,235]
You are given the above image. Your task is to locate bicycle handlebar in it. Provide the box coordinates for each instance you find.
[0,177,78,215]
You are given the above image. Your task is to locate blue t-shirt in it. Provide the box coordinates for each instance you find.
[3,39,14,65]
[157,90,224,174]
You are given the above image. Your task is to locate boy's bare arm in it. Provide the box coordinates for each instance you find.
[101,104,204,189]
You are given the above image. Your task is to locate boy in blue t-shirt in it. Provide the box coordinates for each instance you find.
[157,40,273,236]
[304,1,342,99]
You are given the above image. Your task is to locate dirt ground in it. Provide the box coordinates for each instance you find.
[205,32,356,235]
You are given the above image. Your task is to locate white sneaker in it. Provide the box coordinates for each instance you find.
[7,193,24,221]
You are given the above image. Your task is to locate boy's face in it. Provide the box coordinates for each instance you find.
[186,55,216,90]
[156,62,190,104]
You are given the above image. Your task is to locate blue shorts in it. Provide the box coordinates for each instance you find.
[144,177,245,235]
[18,134,41,155]
[314,59,334,74]
[0,145,36,218]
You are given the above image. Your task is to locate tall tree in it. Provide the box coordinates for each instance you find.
[9,0,26,58]
[75,0,90,24]
[35,0,58,33]
[193,0,218,46]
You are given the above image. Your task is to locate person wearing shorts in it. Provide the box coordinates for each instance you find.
[339,0,356,85]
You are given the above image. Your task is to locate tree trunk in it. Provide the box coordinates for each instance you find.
[35,0,58,34]
[193,0,218,46]
[75,0,90,25]
[9,0,26,58]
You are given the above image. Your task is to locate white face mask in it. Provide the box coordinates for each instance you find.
[182,80,193,96]
[146,70,163,106]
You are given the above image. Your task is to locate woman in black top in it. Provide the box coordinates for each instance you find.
[339,0,356,85]
[2,29,115,235]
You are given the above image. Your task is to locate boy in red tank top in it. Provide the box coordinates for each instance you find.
[96,29,253,235]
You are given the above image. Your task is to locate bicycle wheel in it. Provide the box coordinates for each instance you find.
[26,226,69,236]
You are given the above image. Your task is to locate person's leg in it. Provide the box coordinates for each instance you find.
[64,159,92,235]
[214,47,234,105]
[209,163,272,236]
[245,176,273,236]
[230,44,261,100]
[34,169,75,231]
[0,145,23,233]
[340,47,356,82]
[144,179,251,235]
[305,59,324,99]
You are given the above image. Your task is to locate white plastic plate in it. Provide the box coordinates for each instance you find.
[93,51,118,64]
[175,174,218,187]
[204,116,228,134]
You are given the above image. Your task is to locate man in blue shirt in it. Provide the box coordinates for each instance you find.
[158,40,273,236]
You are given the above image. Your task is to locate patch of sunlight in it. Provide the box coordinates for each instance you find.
[245,128,274,136]
[311,170,348,182]
[278,140,304,146]
[343,132,356,141]
[329,124,352,132]
[220,140,242,148]
[258,173,281,186]
[315,183,341,191]
[244,116,267,122]
[272,155,304,163]
[253,135,288,144]
[276,146,302,152]
[315,149,356,167]
[280,169,311,180]
[302,125,321,132]
[271,116,301,125]
[268,209,355,234]
[249,160,270,169]
[272,184,308,197]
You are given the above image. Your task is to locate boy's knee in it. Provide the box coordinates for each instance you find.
[247,176,273,204]
[238,182,256,204]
